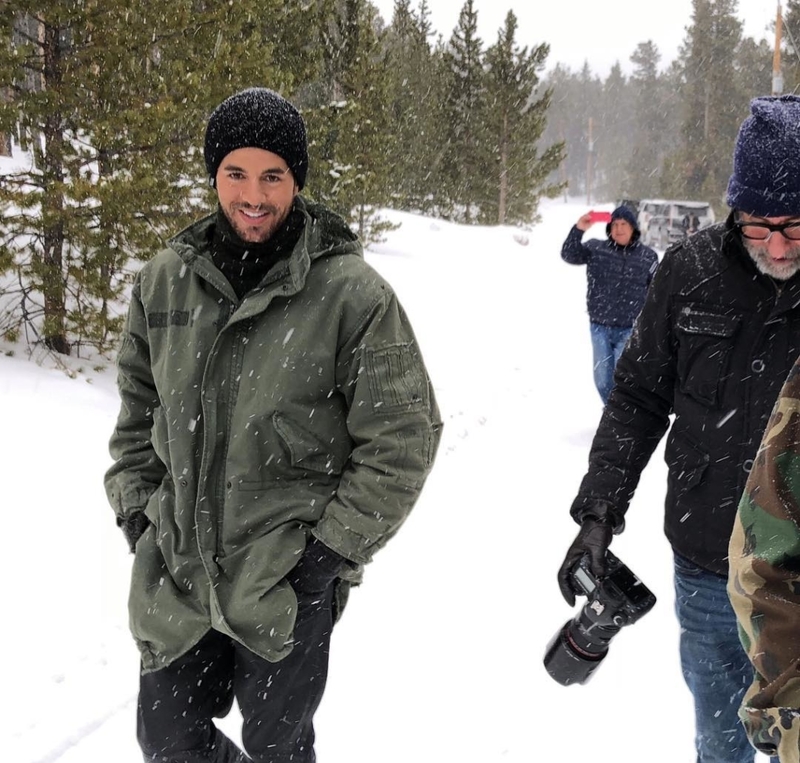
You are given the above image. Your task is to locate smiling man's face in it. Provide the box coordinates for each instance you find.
[215,147,298,244]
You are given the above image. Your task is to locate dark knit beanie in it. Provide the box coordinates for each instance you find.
[204,87,308,190]
[726,95,800,216]
[606,205,639,237]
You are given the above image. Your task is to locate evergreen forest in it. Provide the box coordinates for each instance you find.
[0,0,795,356]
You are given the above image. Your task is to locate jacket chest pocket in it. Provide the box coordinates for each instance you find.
[675,306,740,407]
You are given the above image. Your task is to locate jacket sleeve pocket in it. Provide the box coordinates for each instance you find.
[365,342,428,414]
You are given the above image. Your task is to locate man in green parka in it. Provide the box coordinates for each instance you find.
[105,87,442,763]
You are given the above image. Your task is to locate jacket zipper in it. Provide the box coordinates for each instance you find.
[211,278,292,564]
[213,301,238,564]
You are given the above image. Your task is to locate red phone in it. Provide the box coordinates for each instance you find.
[588,210,612,223]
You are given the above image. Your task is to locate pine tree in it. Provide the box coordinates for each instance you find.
[578,63,605,203]
[439,0,489,222]
[594,62,630,201]
[304,0,396,242]
[673,0,744,205]
[624,40,683,200]
[540,64,585,200]
[383,0,446,213]
[626,40,663,200]
[0,0,298,355]
[542,63,605,202]
[735,36,773,98]
[782,1,800,91]
[481,11,564,225]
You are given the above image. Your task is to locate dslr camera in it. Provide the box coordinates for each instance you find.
[543,549,656,686]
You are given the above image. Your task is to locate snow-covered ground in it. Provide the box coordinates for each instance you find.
[3,198,771,762]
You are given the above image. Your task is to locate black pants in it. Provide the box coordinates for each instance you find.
[137,588,334,763]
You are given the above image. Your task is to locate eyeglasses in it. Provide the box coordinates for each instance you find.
[735,220,800,241]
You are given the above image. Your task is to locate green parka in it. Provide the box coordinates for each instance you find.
[105,198,442,672]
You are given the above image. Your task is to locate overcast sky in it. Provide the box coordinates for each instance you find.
[371,0,785,77]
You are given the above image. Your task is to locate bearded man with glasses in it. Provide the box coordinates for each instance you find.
[556,95,800,763]
[734,215,800,280]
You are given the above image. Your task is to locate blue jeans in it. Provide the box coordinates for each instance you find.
[673,554,762,763]
[589,323,632,404]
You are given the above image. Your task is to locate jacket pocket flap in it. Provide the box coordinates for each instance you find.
[676,307,740,338]
[272,412,344,475]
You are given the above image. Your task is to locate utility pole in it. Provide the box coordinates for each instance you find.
[774,2,784,95]
[586,117,593,206]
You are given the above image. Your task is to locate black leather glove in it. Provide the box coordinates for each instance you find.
[118,511,151,553]
[557,518,613,606]
[286,536,348,595]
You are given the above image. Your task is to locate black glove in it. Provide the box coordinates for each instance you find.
[557,518,613,606]
[286,536,348,595]
[118,511,151,553]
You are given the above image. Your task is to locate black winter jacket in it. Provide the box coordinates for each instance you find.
[570,216,800,575]
[561,226,659,328]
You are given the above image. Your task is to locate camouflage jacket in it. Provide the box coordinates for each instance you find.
[729,358,800,762]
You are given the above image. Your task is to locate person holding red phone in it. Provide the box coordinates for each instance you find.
[560,205,658,404]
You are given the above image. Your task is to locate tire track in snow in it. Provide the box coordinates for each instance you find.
[29,694,136,763]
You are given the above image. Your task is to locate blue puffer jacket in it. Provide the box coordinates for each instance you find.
[561,227,658,327]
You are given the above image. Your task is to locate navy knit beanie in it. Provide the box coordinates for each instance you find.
[726,95,800,216]
[204,88,308,190]
[606,205,639,237]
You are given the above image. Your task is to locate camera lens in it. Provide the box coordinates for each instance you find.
[545,551,656,685]
[543,621,607,686]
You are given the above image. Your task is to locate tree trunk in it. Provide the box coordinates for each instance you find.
[41,19,69,355]
[96,151,115,352]
[498,113,508,225]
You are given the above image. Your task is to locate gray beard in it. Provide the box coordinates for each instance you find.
[743,240,800,281]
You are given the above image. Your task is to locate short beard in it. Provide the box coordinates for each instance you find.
[225,203,290,244]
[744,240,800,281]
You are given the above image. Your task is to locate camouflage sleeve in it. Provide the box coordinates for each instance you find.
[728,359,800,762]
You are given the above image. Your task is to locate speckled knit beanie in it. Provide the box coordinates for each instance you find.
[204,87,308,190]
[726,95,800,216]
